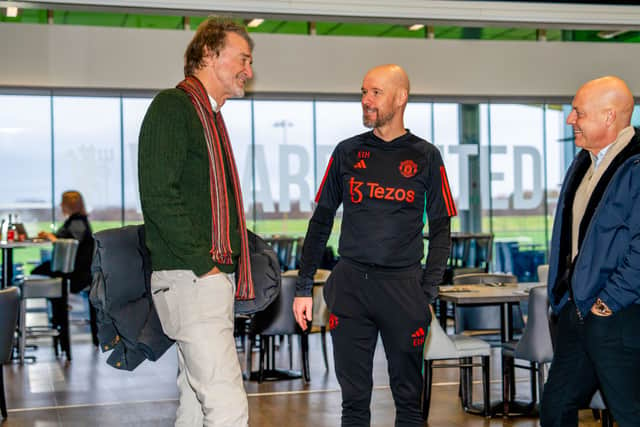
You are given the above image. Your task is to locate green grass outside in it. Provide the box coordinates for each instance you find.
[10,215,551,275]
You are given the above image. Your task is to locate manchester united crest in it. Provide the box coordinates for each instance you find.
[398,160,418,178]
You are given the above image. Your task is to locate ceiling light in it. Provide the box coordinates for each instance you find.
[597,30,628,39]
[6,6,18,17]
[247,18,264,28]
[408,24,424,31]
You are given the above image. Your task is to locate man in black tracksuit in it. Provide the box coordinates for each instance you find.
[293,64,455,426]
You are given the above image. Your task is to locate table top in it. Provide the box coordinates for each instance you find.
[282,269,331,284]
[438,282,545,304]
[0,239,51,249]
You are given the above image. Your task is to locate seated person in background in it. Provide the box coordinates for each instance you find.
[32,190,97,346]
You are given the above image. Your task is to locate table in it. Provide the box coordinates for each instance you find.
[1,240,51,288]
[437,282,541,343]
[437,282,545,417]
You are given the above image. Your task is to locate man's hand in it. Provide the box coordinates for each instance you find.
[38,231,57,242]
[293,296,313,331]
[591,298,613,317]
[199,266,221,278]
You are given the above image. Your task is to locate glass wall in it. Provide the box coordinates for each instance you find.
[5,91,630,279]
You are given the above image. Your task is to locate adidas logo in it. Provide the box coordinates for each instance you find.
[354,159,367,169]
[412,327,426,347]
[411,327,425,338]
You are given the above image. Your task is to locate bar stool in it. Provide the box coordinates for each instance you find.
[17,239,78,363]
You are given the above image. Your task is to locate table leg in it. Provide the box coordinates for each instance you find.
[500,302,511,343]
[438,299,448,330]
[1,248,12,289]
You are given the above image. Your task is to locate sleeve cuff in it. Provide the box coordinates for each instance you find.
[597,290,621,313]
[295,277,313,297]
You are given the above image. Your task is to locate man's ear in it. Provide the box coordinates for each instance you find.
[606,109,616,126]
[396,89,408,107]
[202,46,217,68]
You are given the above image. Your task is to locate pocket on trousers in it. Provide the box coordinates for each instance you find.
[323,265,338,312]
[152,287,180,338]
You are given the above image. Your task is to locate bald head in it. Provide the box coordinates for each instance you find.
[361,64,411,138]
[578,76,634,127]
[364,64,410,100]
[568,76,635,154]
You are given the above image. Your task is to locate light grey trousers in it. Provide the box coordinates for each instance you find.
[151,270,248,427]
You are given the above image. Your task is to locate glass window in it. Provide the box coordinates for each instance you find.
[53,96,122,232]
[222,99,253,226]
[0,94,52,233]
[0,94,52,267]
[405,102,432,142]
[314,101,365,250]
[122,97,152,225]
[489,103,546,281]
[252,100,314,238]
[432,103,460,231]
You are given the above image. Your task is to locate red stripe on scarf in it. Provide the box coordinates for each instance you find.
[177,77,254,300]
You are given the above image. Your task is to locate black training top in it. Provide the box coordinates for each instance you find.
[296,130,456,297]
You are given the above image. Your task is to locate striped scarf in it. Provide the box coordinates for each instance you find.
[177,76,254,300]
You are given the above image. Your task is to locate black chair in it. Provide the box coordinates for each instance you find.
[17,239,78,363]
[248,275,310,383]
[501,285,553,415]
[452,273,524,339]
[0,286,20,419]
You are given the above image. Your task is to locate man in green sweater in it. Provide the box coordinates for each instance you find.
[138,17,255,426]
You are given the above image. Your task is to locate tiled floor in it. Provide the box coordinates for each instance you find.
[2,327,605,426]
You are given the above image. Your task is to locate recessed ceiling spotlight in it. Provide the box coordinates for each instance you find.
[247,18,264,28]
[6,6,18,17]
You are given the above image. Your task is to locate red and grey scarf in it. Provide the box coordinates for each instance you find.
[177,76,254,300]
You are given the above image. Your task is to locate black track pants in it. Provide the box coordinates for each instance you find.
[324,259,431,427]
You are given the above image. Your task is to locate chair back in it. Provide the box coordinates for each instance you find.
[311,269,331,328]
[452,273,520,333]
[537,264,549,284]
[51,238,79,274]
[252,275,299,336]
[424,314,458,360]
[0,287,20,363]
[514,285,554,363]
[589,390,607,410]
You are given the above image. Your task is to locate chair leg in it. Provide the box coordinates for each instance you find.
[601,409,614,427]
[258,336,266,383]
[19,299,26,365]
[61,286,71,361]
[482,355,490,417]
[465,357,473,407]
[458,358,467,405]
[537,363,546,405]
[245,334,255,379]
[320,326,329,371]
[529,361,537,404]
[288,335,293,369]
[422,360,433,420]
[301,334,310,383]
[509,355,516,401]
[0,366,7,419]
[502,353,512,416]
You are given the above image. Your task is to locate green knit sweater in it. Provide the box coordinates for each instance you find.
[138,88,240,275]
